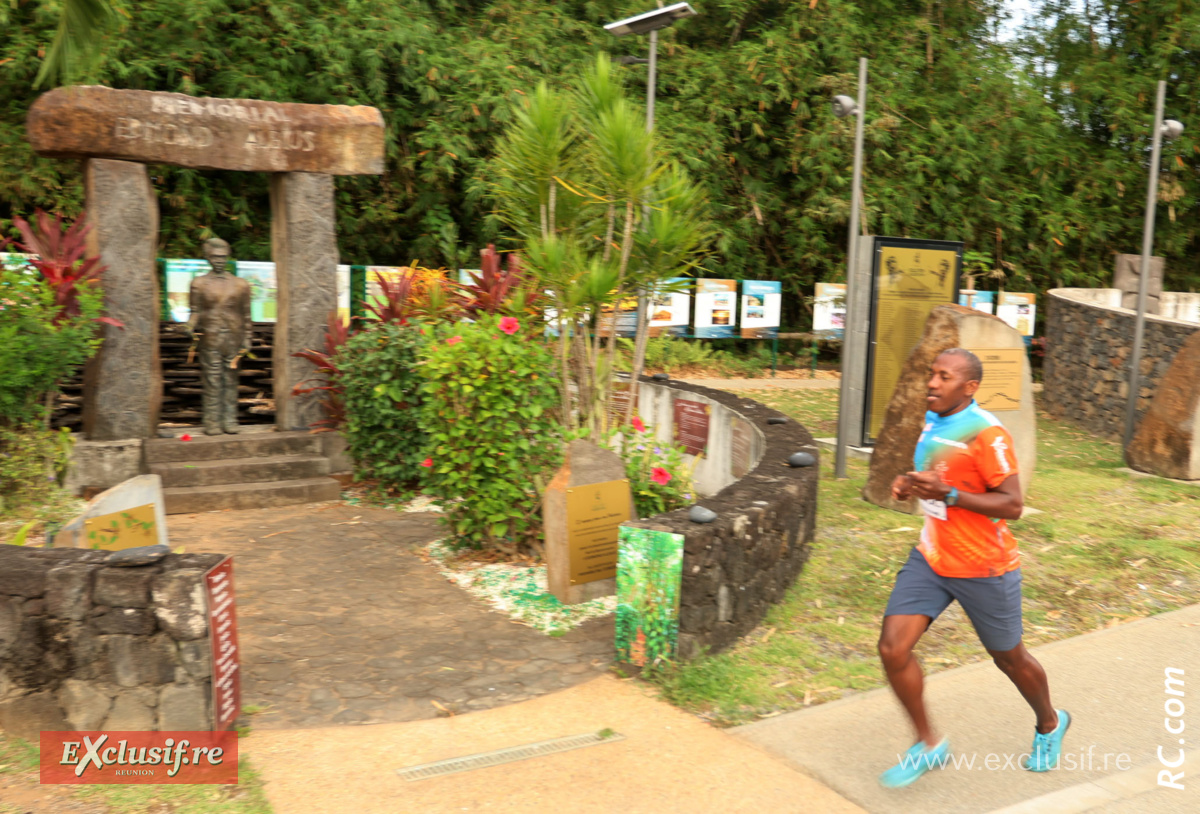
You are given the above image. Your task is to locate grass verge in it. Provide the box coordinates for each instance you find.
[648,388,1200,727]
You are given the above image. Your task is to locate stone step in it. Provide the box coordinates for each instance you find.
[163,477,341,515]
[144,430,321,463]
[149,454,330,488]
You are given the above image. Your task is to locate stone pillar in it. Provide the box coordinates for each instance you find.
[82,158,161,440]
[270,172,338,431]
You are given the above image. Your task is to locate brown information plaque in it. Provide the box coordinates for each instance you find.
[968,347,1024,412]
[566,479,632,586]
[674,399,711,455]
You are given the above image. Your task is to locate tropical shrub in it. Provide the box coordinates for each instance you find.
[338,321,427,490]
[0,422,72,516]
[612,417,695,519]
[0,262,104,426]
[418,315,562,554]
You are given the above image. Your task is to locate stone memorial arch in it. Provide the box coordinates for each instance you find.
[26,86,384,440]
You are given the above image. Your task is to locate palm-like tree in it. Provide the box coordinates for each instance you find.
[33,0,120,88]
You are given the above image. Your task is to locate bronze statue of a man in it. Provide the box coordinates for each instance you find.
[187,238,252,435]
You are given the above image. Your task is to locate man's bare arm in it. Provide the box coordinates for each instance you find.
[906,471,1023,520]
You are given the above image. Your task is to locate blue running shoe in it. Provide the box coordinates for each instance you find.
[1023,709,1071,772]
[880,738,950,788]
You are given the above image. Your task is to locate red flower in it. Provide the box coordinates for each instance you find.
[179,433,192,442]
[421,458,433,468]
[631,416,646,433]
[650,467,672,486]
[499,317,520,335]
[446,336,462,346]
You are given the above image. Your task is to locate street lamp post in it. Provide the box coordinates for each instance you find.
[605,3,697,394]
[833,57,868,480]
[1123,79,1183,450]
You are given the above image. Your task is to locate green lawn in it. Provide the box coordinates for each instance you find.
[649,388,1200,726]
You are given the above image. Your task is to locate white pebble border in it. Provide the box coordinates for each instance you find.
[425,539,616,636]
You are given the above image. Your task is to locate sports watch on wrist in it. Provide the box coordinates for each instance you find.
[944,487,959,507]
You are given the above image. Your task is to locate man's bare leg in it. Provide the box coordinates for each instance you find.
[989,643,1058,733]
[878,614,938,747]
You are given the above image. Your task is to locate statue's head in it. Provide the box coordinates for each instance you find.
[203,238,231,273]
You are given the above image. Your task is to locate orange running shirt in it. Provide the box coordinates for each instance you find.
[912,400,1021,578]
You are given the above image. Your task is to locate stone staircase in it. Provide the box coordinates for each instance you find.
[145,430,342,514]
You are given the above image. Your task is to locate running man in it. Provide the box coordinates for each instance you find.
[877,348,1069,788]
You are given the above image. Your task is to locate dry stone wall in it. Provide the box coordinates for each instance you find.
[1043,289,1200,439]
[0,546,224,741]
[625,380,819,660]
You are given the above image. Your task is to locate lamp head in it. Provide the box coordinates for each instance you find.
[832,95,858,119]
[1162,119,1184,141]
[605,2,697,36]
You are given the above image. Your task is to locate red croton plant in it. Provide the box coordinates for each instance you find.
[3,210,122,328]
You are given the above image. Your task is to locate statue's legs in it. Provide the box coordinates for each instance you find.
[199,347,224,436]
[220,354,240,434]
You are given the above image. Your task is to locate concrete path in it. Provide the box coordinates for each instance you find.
[679,377,840,390]
[734,605,1200,814]
[169,503,612,729]
[243,674,865,814]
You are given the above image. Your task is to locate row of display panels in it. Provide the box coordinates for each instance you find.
[11,253,779,335]
[812,282,1039,340]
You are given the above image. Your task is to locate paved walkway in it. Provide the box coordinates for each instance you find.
[170,503,613,729]
[735,604,1200,814]
[242,674,865,814]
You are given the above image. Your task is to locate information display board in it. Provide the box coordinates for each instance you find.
[813,282,846,338]
[996,293,1036,338]
[649,278,691,337]
[693,279,738,338]
[959,290,995,314]
[739,280,782,338]
[163,258,210,322]
[864,237,962,443]
[673,399,711,455]
[235,261,277,322]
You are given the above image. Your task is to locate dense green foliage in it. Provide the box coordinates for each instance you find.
[338,321,427,490]
[0,264,104,426]
[418,315,562,552]
[3,1,1198,325]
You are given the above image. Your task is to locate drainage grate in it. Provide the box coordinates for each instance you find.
[396,731,625,781]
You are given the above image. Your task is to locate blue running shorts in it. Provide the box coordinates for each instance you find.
[884,547,1024,652]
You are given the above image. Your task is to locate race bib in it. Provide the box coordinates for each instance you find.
[919,498,948,521]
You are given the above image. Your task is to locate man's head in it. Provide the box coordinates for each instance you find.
[926,348,982,416]
[203,238,231,274]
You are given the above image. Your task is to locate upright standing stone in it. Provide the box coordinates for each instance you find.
[1127,331,1200,480]
[863,305,1037,514]
[544,440,634,605]
[82,158,161,440]
[1113,253,1164,313]
[270,172,337,431]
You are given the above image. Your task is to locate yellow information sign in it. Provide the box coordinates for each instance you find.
[566,479,632,586]
[968,347,1024,412]
[83,504,158,551]
[867,241,960,440]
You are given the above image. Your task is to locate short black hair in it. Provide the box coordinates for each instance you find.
[937,348,983,383]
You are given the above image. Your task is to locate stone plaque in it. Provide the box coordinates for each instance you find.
[566,479,632,586]
[674,399,711,455]
[969,347,1024,412]
[28,86,384,175]
[730,417,755,478]
[205,556,242,731]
